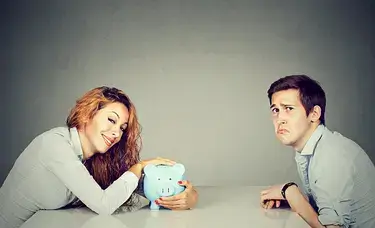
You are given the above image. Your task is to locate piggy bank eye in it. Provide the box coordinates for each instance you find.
[169,178,172,180]
[158,178,160,180]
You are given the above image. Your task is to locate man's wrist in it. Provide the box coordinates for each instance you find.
[285,184,299,197]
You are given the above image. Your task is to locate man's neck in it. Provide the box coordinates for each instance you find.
[294,123,320,152]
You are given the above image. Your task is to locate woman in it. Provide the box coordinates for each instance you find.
[0,86,198,228]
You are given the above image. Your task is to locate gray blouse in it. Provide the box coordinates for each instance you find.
[0,127,142,228]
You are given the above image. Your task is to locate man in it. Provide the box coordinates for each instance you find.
[260,75,375,228]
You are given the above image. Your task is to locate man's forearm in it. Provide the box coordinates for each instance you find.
[285,185,325,228]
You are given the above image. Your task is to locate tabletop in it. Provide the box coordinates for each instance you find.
[20,186,308,228]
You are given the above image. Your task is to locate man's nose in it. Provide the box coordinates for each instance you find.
[276,110,287,124]
[277,119,287,125]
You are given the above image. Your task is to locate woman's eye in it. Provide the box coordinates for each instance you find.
[286,107,293,111]
[108,118,115,124]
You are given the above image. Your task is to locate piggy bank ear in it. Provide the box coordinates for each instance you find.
[143,164,157,176]
[173,163,185,175]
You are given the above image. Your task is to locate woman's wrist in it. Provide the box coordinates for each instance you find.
[129,163,143,179]
[138,161,145,169]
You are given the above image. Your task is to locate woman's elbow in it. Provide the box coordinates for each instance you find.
[92,206,117,216]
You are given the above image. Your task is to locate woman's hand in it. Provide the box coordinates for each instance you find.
[139,157,176,168]
[128,157,176,179]
[156,180,199,210]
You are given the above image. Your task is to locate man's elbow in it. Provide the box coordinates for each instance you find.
[318,213,350,228]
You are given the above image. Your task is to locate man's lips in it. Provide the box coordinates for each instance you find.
[102,134,114,146]
[277,129,289,134]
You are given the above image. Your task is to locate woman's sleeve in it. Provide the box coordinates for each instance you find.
[41,133,139,215]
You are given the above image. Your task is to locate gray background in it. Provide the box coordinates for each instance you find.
[2,0,374,187]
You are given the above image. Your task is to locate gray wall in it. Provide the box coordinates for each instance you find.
[2,0,374,186]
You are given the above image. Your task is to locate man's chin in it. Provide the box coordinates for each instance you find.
[278,138,294,147]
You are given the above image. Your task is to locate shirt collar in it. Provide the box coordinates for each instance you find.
[69,127,84,161]
[299,124,325,156]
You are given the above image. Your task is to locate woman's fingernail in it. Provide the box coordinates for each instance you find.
[178,181,182,184]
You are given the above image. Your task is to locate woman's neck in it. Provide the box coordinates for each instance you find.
[77,129,95,160]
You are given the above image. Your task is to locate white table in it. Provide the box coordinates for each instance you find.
[20,186,308,228]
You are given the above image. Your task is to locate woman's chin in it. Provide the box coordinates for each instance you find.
[96,146,110,154]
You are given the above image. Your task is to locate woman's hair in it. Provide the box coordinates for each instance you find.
[66,86,142,207]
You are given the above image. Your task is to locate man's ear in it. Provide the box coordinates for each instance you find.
[309,105,321,123]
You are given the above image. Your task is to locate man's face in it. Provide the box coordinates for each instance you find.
[270,89,315,151]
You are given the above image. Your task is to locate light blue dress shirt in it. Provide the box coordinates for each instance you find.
[295,124,375,228]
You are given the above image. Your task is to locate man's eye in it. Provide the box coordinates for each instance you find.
[271,108,279,113]
[108,118,115,124]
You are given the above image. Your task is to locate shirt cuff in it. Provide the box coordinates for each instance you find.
[318,202,351,228]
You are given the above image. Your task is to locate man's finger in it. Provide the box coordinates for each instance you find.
[261,199,269,209]
[260,194,269,203]
[267,200,275,209]
[276,200,281,208]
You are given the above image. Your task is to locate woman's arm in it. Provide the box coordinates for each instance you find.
[41,134,140,215]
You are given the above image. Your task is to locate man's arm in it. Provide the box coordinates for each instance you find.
[285,185,342,228]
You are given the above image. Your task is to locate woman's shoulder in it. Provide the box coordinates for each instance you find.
[16,127,78,166]
[35,126,81,163]
[36,126,72,142]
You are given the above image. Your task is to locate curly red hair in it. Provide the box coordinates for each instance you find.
[66,86,142,206]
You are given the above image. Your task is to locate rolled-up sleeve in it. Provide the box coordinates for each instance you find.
[312,161,354,227]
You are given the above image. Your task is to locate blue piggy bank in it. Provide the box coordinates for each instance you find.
[143,163,186,210]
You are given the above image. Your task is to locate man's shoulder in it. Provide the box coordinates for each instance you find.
[314,127,366,164]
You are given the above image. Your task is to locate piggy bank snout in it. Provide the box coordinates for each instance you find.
[157,184,176,197]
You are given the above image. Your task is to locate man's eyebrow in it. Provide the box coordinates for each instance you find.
[280,103,294,107]
[270,103,294,109]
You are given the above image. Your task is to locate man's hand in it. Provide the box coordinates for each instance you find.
[156,180,198,210]
[260,184,285,209]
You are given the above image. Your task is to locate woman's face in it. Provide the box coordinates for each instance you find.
[81,102,129,158]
